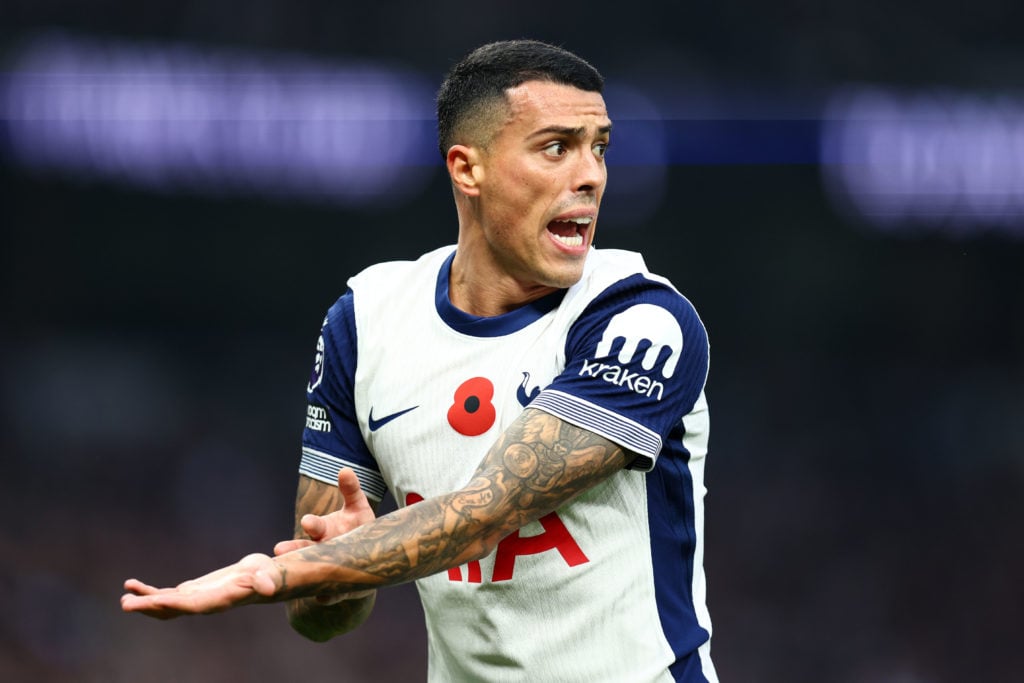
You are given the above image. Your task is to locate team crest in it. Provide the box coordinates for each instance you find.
[516,371,541,407]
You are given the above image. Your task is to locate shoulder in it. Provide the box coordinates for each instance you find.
[323,245,454,332]
[562,249,710,391]
[567,248,706,339]
[347,245,455,295]
[575,248,650,293]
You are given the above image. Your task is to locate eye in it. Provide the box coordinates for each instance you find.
[593,142,609,159]
[543,141,568,157]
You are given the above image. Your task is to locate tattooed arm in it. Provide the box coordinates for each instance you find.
[121,408,634,617]
[281,407,635,591]
[273,472,379,641]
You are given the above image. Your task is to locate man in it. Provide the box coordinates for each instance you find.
[122,40,717,682]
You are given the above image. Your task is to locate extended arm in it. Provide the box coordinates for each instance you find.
[121,407,633,616]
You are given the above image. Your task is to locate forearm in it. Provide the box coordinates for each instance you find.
[285,591,376,642]
[274,486,503,598]
[272,408,631,599]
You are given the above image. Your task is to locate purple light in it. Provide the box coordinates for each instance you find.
[821,87,1024,237]
[2,33,437,207]
[600,84,668,230]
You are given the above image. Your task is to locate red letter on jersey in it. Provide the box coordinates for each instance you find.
[491,512,589,582]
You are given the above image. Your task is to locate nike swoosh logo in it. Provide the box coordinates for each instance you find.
[368,405,419,431]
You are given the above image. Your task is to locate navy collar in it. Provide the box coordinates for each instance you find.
[434,251,566,337]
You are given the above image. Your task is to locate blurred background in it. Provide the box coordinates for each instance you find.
[2,1,1022,681]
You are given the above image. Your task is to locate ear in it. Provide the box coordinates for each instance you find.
[446,145,483,197]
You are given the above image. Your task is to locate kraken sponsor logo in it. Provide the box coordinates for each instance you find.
[578,359,666,400]
[579,304,684,401]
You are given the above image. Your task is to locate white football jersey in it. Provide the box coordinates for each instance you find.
[300,245,717,682]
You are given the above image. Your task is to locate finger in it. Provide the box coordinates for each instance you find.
[123,578,170,596]
[122,590,222,619]
[274,538,313,555]
[300,513,327,541]
[337,468,369,509]
[121,593,184,619]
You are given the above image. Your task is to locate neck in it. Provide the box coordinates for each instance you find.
[448,248,557,318]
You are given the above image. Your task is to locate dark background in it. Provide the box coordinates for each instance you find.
[2,2,1022,681]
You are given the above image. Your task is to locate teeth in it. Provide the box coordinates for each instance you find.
[565,216,593,224]
[553,233,584,247]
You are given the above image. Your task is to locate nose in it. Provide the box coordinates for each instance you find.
[573,148,606,195]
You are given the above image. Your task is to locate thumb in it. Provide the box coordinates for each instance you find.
[252,564,282,597]
[337,468,369,509]
[274,538,312,556]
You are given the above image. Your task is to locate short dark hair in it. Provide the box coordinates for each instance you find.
[436,40,604,158]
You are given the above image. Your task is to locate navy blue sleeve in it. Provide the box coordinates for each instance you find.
[531,274,709,471]
[298,291,386,501]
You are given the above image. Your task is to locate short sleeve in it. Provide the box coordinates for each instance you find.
[531,274,709,471]
[299,291,387,501]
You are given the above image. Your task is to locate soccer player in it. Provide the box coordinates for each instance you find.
[122,40,718,682]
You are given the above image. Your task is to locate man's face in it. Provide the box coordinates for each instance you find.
[473,80,611,291]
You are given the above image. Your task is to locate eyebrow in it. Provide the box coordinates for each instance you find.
[529,123,613,139]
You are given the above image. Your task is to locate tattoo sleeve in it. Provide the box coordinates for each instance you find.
[279,408,634,600]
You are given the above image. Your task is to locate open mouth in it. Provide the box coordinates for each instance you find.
[546,216,592,248]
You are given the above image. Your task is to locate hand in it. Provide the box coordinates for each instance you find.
[274,468,376,605]
[274,468,376,556]
[121,553,283,619]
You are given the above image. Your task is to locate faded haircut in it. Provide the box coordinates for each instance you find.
[436,40,604,158]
